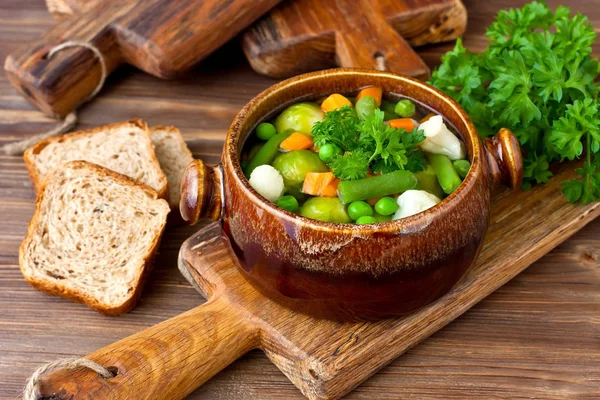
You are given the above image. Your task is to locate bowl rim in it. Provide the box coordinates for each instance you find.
[224,68,482,234]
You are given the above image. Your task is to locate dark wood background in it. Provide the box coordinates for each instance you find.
[1,0,598,398]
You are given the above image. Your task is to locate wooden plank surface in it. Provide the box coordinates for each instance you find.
[0,0,599,399]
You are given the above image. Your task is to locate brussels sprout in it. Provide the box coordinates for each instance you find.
[273,150,328,191]
[355,96,378,120]
[274,103,324,134]
[299,197,351,223]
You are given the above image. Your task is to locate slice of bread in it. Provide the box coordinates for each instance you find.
[19,161,170,315]
[24,119,168,199]
[151,126,194,210]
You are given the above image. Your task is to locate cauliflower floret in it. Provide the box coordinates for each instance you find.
[418,115,465,160]
[249,165,285,202]
[393,190,441,220]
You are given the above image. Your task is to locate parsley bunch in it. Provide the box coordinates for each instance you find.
[312,106,425,180]
[429,1,600,203]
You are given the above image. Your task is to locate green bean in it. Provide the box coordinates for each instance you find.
[394,99,416,118]
[355,96,378,120]
[337,170,418,203]
[453,159,471,179]
[427,153,462,195]
[415,164,445,198]
[245,130,292,177]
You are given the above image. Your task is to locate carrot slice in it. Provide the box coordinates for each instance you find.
[388,118,417,131]
[321,94,353,112]
[302,172,336,196]
[356,86,382,107]
[319,178,340,197]
[280,132,314,151]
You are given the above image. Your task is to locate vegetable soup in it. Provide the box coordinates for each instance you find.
[241,87,470,224]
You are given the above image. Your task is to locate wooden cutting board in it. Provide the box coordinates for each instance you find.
[4,0,282,118]
[242,0,467,78]
[39,0,466,94]
[35,162,600,400]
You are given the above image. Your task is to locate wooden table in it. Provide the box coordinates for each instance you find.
[1,0,598,398]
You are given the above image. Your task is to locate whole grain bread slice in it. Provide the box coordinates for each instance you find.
[19,160,170,315]
[151,126,194,210]
[24,119,168,199]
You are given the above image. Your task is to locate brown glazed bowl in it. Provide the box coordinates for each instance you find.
[180,68,523,321]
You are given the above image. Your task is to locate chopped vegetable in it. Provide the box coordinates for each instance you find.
[249,165,285,202]
[245,130,293,177]
[337,170,418,203]
[453,159,471,179]
[356,216,377,224]
[319,178,340,197]
[418,115,465,160]
[302,172,336,196]
[299,197,351,223]
[388,118,418,131]
[415,164,445,198]
[275,103,324,134]
[318,143,342,163]
[393,190,441,220]
[357,87,382,107]
[256,122,276,140]
[394,99,416,118]
[280,132,314,151]
[429,1,600,203]
[355,96,378,121]
[276,195,299,212]
[427,153,462,195]
[348,201,373,220]
[374,197,398,216]
[273,150,329,190]
[321,94,353,112]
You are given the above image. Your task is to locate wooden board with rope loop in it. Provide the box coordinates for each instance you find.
[42,0,467,80]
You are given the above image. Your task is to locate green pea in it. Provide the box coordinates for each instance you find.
[256,122,277,140]
[318,143,342,163]
[394,99,416,118]
[347,201,373,221]
[355,96,378,120]
[276,195,299,213]
[374,197,398,216]
[356,216,377,224]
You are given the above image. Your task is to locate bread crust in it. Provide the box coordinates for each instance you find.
[19,160,169,315]
[23,119,169,200]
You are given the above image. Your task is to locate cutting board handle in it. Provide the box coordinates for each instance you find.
[34,296,258,399]
[3,3,128,118]
[333,1,430,79]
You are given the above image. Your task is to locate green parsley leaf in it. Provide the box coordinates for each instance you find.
[329,150,370,180]
[430,0,600,203]
[311,106,360,151]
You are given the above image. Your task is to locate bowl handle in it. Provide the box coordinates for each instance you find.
[483,128,523,190]
[180,159,223,225]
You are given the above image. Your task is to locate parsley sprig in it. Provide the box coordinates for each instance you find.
[429,1,600,203]
[312,106,425,180]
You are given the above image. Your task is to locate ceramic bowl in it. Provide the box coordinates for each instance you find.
[180,68,522,321]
